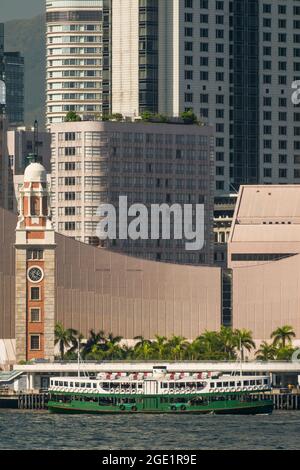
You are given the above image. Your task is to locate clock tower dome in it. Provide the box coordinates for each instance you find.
[15,157,55,362]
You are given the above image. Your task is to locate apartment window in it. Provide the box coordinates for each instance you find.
[185,70,193,80]
[185,42,193,51]
[279,155,287,164]
[185,56,193,66]
[263,4,271,14]
[30,335,41,351]
[30,287,40,301]
[185,0,193,7]
[65,222,76,231]
[279,169,287,178]
[185,27,193,37]
[200,71,209,80]
[200,43,208,52]
[30,308,41,323]
[200,14,208,23]
[185,13,193,22]
[264,168,272,178]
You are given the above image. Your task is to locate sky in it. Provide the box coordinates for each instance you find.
[1,0,44,22]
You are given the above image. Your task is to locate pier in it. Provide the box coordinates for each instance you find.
[0,392,300,411]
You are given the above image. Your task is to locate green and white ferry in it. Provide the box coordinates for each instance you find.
[48,366,274,415]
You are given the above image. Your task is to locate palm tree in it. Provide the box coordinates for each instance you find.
[197,330,220,355]
[134,336,152,349]
[134,341,154,360]
[83,329,105,357]
[104,341,124,360]
[218,327,236,359]
[271,325,296,348]
[166,336,189,360]
[54,323,78,360]
[234,329,256,361]
[152,335,168,359]
[255,341,277,361]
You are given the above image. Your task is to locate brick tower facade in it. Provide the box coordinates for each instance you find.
[15,160,55,362]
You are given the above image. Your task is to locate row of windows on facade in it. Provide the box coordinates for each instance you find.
[54,149,210,161]
[54,192,207,216]
[183,71,300,85]
[262,168,300,179]
[53,191,207,205]
[184,14,300,30]
[47,25,102,33]
[53,132,209,146]
[48,59,102,66]
[51,161,209,173]
[183,55,300,69]
[54,177,209,193]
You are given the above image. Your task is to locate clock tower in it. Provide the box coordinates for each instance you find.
[15,158,55,362]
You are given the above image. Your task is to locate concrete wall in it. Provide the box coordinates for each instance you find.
[55,233,222,339]
[232,253,300,340]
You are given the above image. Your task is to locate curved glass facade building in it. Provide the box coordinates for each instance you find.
[46,0,111,126]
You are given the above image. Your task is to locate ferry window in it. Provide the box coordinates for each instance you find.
[70,382,73,388]
[64,382,68,387]
[210,383,214,388]
[59,381,63,386]
[264,379,268,384]
[244,381,249,386]
[86,383,91,388]
[237,381,241,387]
[250,380,255,386]
[223,382,229,387]
[80,383,86,388]
[230,382,235,387]
[256,380,262,385]
[55,381,58,386]
[217,382,222,388]
[93,383,97,388]
[75,382,80,387]
[138,383,143,389]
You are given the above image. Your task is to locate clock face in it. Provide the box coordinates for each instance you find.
[28,267,44,283]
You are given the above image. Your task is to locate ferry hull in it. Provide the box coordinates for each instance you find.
[47,399,274,416]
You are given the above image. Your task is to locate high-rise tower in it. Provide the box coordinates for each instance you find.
[46,0,111,126]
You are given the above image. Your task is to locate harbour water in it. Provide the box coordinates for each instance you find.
[0,410,299,450]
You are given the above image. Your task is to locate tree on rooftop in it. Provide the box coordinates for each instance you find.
[180,110,199,124]
[65,111,81,122]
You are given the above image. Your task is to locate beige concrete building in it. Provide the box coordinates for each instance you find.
[50,120,215,266]
[228,185,300,340]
